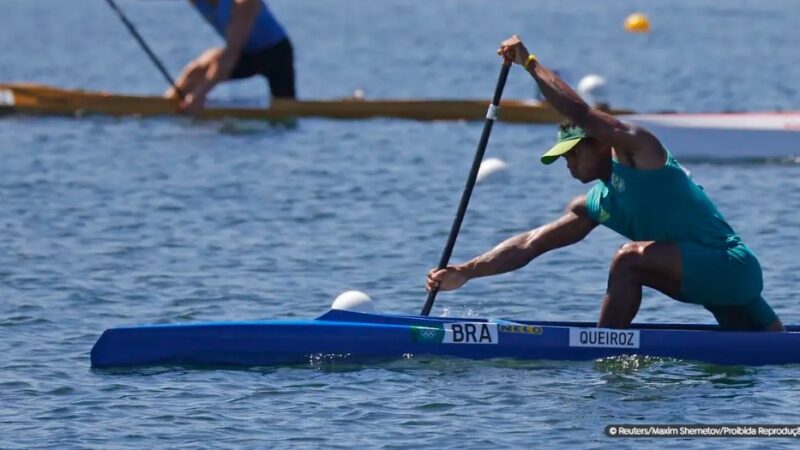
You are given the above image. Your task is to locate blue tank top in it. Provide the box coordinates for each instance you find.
[192,0,287,53]
[585,150,739,248]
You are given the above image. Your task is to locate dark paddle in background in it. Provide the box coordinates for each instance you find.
[421,60,512,316]
[104,0,185,100]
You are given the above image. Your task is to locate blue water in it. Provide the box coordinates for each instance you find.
[2,0,800,448]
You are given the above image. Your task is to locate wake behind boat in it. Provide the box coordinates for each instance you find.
[90,295,800,368]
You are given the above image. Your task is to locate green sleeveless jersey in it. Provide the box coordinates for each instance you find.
[585,151,739,247]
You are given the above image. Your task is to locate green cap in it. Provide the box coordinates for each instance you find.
[540,125,588,165]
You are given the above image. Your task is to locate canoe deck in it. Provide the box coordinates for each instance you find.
[0,82,632,123]
[90,309,800,368]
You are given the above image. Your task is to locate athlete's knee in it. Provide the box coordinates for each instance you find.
[199,47,223,62]
[177,63,206,88]
[186,59,210,75]
[610,242,646,277]
[186,49,220,72]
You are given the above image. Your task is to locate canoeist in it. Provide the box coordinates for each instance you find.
[426,35,784,332]
[165,0,295,113]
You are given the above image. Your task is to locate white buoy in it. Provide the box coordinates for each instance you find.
[476,157,510,184]
[577,74,608,108]
[331,290,375,313]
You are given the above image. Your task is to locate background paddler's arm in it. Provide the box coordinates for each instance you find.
[525,57,664,165]
[199,0,260,92]
[457,196,598,279]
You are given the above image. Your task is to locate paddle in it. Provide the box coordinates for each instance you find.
[104,0,186,100]
[420,60,512,316]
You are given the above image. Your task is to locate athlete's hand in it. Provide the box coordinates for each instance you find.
[426,266,469,292]
[497,35,530,66]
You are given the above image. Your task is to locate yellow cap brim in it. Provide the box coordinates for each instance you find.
[540,138,583,165]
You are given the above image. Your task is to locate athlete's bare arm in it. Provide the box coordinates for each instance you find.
[426,196,598,291]
[499,35,666,169]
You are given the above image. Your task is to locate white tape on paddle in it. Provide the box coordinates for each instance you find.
[486,104,499,120]
[0,89,14,107]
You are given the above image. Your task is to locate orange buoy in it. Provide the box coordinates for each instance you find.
[624,12,650,33]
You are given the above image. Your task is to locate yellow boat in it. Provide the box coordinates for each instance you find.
[0,83,632,124]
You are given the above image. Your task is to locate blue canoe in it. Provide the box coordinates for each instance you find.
[90,309,800,367]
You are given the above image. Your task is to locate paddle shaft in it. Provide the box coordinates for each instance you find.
[104,0,185,100]
[420,61,512,316]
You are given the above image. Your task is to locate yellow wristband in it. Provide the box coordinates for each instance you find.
[523,54,537,70]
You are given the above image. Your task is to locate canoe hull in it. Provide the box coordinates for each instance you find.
[0,82,624,124]
[90,310,800,368]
